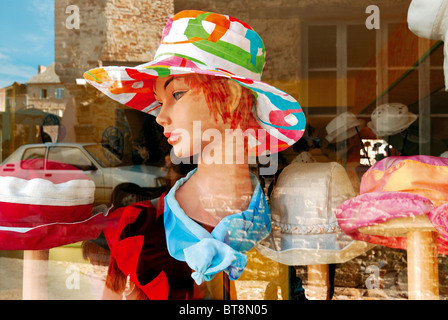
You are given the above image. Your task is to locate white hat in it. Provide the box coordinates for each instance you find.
[367,103,417,137]
[408,0,448,90]
[325,112,365,143]
[256,162,374,266]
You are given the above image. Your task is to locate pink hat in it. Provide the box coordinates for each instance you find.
[0,159,114,250]
[336,155,448,254]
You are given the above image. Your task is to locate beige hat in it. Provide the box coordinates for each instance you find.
[408,0,448,90]
[256,162,374,266]
[325,112,365,143]
[367,103,417,137]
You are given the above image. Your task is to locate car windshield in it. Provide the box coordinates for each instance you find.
[84,144,123,168]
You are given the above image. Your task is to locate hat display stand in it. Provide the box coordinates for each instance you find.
[257,162,375,300]
[336,155,448,300]
[22,250,49,300]
[306,264,331,300]
[359,217,439,299]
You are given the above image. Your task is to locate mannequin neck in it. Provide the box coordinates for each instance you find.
[175,161,254,228]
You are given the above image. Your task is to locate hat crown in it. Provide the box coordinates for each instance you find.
[272,162,355,228]
[371,103,412,129]
[361,155,448,205]
[408,0,448,39]
[154,10,266,80]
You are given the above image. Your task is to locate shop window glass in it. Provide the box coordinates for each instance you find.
[3,1,448,303]
[347,25,377,68]
[308,25,337,69]
[308,71,337,107]
[47,146,96,171]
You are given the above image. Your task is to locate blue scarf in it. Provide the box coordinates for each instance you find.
[164,169,271,285]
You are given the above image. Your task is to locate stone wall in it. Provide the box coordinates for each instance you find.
[54,0,173,143]
[26,83,67,116]
[101,0,171,63]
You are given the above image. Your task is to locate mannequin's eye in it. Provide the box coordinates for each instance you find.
[173,91,187,101]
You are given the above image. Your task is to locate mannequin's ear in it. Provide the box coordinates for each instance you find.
[227,80,242,114]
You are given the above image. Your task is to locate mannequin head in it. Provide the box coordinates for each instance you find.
[154,74,256,162]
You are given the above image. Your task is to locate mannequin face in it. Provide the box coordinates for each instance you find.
[154,76,230,159]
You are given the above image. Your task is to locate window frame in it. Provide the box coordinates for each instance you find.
[301,19,438,158]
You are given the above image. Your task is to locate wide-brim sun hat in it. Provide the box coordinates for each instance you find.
[325,112,365,143]
[408,0,448,90]
[336,155,448,255]
[256,162,374,266]
[360,155,448,206]
[367,103,417,137]
[83,10,306,156]
[0,159,115,250]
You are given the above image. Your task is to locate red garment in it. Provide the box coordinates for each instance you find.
[0,159,109,250]
[104,193,194,300]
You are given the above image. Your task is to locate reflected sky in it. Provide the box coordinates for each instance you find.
[0,0,54,88]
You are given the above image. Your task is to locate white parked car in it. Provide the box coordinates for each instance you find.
[2,143,168,207]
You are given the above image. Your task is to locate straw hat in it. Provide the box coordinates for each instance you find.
[367,103,417,137]
[84,10,306,156]
[0,159,112,250]
[256,162,374,265]
[336,155,448,255]
[325,112,365,143]
[408,0,448,90]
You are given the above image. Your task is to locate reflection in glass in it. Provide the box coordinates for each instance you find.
[308,26,337,69]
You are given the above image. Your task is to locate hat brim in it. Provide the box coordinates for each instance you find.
[428,202,448,242]
[256,229,375,265]
[325,120,365,143]
[0,207,118,250]
[334,191,448,252]
[84,60,306,155]
[366,113,417,137]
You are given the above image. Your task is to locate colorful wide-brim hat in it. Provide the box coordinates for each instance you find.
[366,103,417,137]
[325,112,365,143]
[336,155,448,255]
[256,162,374,265]
[83,10,306,156]
[408,0,448,90]
[0,159,113,250]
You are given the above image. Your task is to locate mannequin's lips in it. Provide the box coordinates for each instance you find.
[164,132,182,144]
